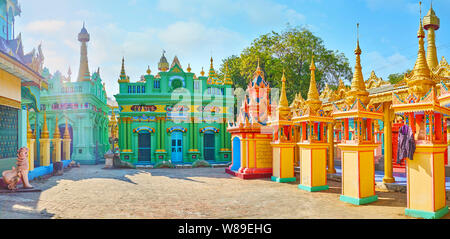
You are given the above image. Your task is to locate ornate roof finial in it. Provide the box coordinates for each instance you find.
[277,70,290,120]
[306,54,322,112]
[406,1,433,97]
[187,64,192,73]
[118,57,129,83]
[223,62,233,85]
[41,111,49,139]
[200,67,205,76]
[346,23,369,105]
[53,115,61,139]
[63,118,71,140]
[424,0,440,70]
[146,65,151,75]
[158,50,169,72]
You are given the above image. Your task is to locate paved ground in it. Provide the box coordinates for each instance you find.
[1,165,449,219]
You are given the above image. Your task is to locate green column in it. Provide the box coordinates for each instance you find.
[156,119,161,150]
[127,119,132,150]
[119,118,123,150]
[161,118,166,151]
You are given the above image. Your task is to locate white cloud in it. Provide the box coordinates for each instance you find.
[364,51,412,79]
[25,20,66,33]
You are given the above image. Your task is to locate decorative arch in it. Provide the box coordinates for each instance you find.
[200,126,219,134]
[133,126,155,134]
[167,126,187,134]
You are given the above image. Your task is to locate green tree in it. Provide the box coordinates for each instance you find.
[388,70,412,85]
[219,25,353,102]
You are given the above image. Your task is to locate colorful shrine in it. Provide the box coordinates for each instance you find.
[292,56,333,191]
[227,62,275,179]
[114,55,233,165]
[391,9,449,218]
[332,26,384,205]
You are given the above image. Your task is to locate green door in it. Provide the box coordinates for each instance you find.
[204,132,215,161]
[138,132,151,162]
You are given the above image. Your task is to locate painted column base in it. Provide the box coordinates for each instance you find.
[225,168,237,176]
[340,195,378,205]
[271,176,296,183]
[405,206,449,219]
[298,184,329,192]
[234,171,272,180]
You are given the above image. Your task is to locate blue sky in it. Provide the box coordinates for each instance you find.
[16,0,450,97]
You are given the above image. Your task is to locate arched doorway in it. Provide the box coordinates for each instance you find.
[204,131,215,161]
[171,131,183,163]
[138,132,151,162]
[231,137,241,172]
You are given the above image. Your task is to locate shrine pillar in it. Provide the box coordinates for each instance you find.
[52,116,62,163]
[383,102,395,183]
[39,111,51,166]
[293,55,332,191]
[327,122,336,174]
[26,109,35,171]
[332,25,382,205]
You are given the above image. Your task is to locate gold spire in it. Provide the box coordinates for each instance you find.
[41,111,49,139]
[423,0,440,70]
[306,55,322,112]
[53,116,61,139]
[187,64,192,73]
[277,70,290,120]
[407,1,434,98]
[146,65,151,75]
[26,108,33,139]
[118,57,129,83]
[200,67,205,76]
[63,119,71,140]
[346,23,369,105]
[223,63,233,85]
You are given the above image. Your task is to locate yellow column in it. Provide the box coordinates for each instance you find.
[39,111,51,166]
[383,102,395,183]
[406,145,449,219]
[271,142,296,183]
[62,119,72,161]
[26,109,35,171]
[327,123,336,174]
[52,116,62,163]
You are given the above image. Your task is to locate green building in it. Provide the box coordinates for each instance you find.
[30,24,110,165]
[114,53,234,165]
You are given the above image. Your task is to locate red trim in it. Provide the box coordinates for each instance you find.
[280,149,282,178]
[310,149,313,186]
[254,137,257,168]
[341,149,345,195]
[407,159,410,208]
[357,151,361,198]
[432,154,435,212]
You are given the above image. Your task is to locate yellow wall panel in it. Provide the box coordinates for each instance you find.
[312,149,326,187]
[0,69,21,103]
[408,153,433,212]
[300,148,311,186]
[272,147,281,178]
[433,153,446,211]
[342,151,358,198]
[359,151,375,198]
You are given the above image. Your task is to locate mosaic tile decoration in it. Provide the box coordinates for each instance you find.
[0,105,18,159]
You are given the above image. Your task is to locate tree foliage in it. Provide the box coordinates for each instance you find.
[218,26,353,102]
[388,69,412,85]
